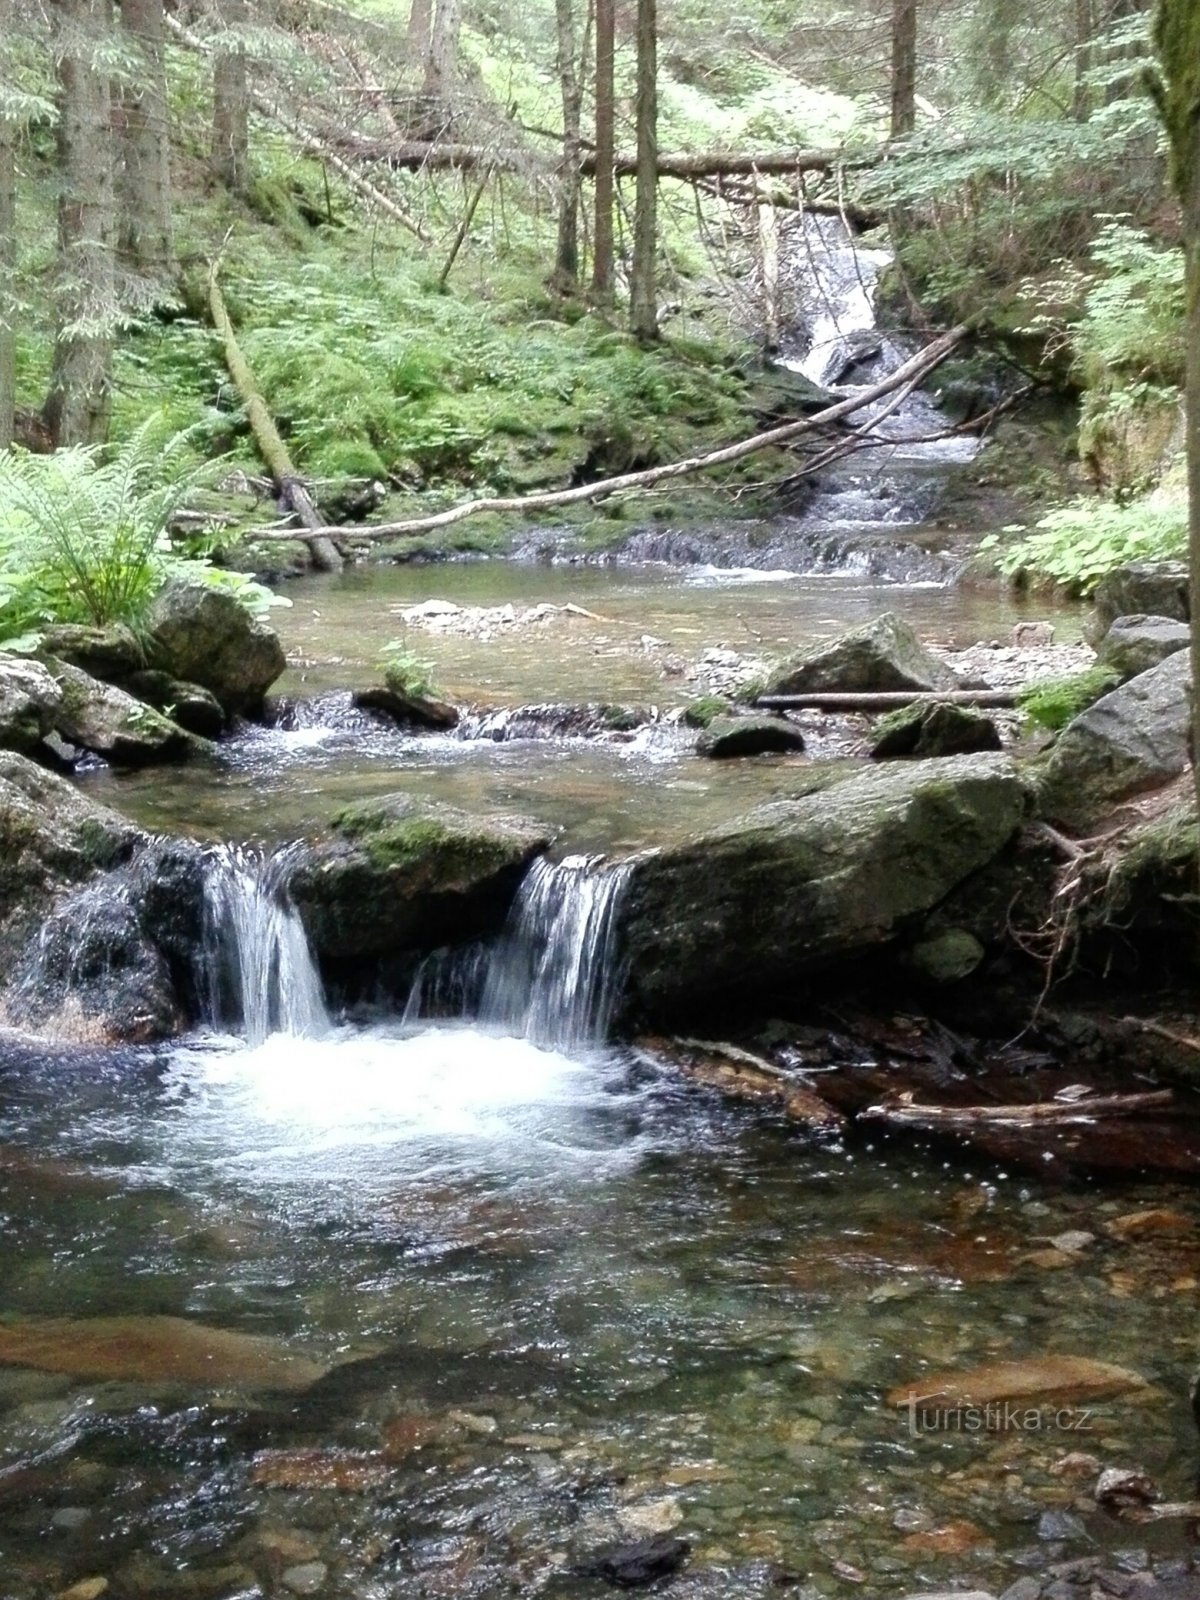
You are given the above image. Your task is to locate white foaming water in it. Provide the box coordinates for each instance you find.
[684,565,800,585]
[199,844,329,1046]
[784,213,893,389]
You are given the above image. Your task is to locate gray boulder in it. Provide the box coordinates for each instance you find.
[1094,613,1190,681]
[618,753,1028,1024]
[46,660,194,765]
[35,623,144,681]
[1037,651,1192,828]
[145,579,286,715]
[763,611,960,697]
[869,699,1002,760]
[0,657,65,755]
[1089,559,1189,643]
[125,670,226,739]
[288,794,552,967]
[696,715,806,759]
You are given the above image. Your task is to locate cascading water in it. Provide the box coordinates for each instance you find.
[788,212,894,390]
[198,844,328,1045]
[406,855,632,1054]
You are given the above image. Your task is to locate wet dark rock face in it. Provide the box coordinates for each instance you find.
[1089,559,1190,642]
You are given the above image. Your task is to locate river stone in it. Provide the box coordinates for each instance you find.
[35,622,144,681]
[1093,614,1191,681]
[145,578,286,714]
[1089,559,1190,642]
[0,1315,327,1390]
[763,612,961,697]
[45,659,194,765]
[618,753,1027,1024]
[906,927,986,983]
[695,715,806,759]
[0,656,65,754]
[353,682,460,729]
[575,1535,690,1588]
[1036,651,1192,828]
[124,669,226,739]
[287,794,552,965]
[0,752,136,928]
[869,700,1002,760]
[886,1353,1149,1409]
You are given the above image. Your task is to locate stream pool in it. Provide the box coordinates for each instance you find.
[0,1024,1196,1598]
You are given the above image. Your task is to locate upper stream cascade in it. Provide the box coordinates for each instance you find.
[197,846,631,1055]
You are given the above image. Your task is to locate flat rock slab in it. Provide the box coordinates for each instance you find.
[887,1353,1150,1408]
[0,1315,327,1390]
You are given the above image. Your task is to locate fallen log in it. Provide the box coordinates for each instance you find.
[754,689,1019,712]
[207,261,344,574]
[253,324,967,543]
[641,1036,845,1130]
[861,1089,1175,1131]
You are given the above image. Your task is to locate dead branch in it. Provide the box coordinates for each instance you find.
[253,325,968,543]
[1121,1016,1200,1053]
[755,689,1017,712]
[860,1089,1175,1130]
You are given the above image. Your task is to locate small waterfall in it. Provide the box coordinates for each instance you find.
[406,855,631,1053]
[199,845,328,1045]
[786,213,893,389]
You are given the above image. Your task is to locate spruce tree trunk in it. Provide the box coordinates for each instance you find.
[554,0,582,289]
[591,0,615,301]
[1152,0,1200,814]
[422,0,461,116]
[1073,0,1093,121]
[116,0,173,277]
[0,0,15,450]
[212,0,249,194]
[889,0,917,139]
[43,0,117,448]
[629,0,658,341]
[406,0,432,61]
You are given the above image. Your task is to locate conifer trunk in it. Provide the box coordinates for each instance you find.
[43,0,117,448]
[554,0,582,288]
[0,0,15,450]
[213,0,249,194]
[629,0,658,341]
[1152,0,1200,814]
[890,0,917,138]
[422,0,461,118]
[591,0,615,300]
[116,0,173,277]
[406,0,432,61]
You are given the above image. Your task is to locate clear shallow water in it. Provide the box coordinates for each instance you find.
[0,1021,1196,1599]
[75,562,1080,851]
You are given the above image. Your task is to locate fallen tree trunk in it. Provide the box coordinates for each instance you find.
[259,324,967,544]
[207,261,344,574]
[755,689,1019,712]
[861,1089,1175,1130]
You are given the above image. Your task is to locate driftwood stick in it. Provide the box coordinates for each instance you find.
[755,689,1018,712]
[252,326,967,543]
[860,1089,1175,1130]
[207,260,344,573]
[1121,1016,1200,1053]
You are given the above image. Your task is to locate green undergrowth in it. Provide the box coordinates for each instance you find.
[1016,664,1121,731]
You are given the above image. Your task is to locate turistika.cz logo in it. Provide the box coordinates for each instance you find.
[902,1395,1096,1438]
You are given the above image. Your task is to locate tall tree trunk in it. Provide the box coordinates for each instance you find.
[406,0,432,60]
[591,0,615,301]
[422,0,461,111]
[116,0,173,277]
[212,0,248,195]
[554,0,582,288]
[43,0,117,448]
[1073,0,1093,120]
[629,0,657,341]
[0,0,15,450]
[1151,0,1200,815]
[889,0,917,139]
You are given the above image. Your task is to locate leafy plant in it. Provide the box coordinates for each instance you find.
[379,640,437,699]
[982,491,1187,593]
[1017,665,1121,731]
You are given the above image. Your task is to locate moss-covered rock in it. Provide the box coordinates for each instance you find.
[682,695,730,730]
[869,700,1002,760]
[45,660,197,766]
[0,657,66,756]
[287,794,552,969]
[764,612,961,697]
[145,579,286,715]
[695,715,806,759]
[618,753,1028,1025]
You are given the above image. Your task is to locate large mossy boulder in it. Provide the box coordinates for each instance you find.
[36,623,144,682]
[869,700,1002,760]
[145,580,286,715]
[1036,652,1192,829]
[0,753,138,928]
[45,659,195,765]
[288,794,552,969]
[0,657,66,755]
[1093,614,1190,682]
[1089,560,1189,643]
[763,612,960,697]
[618,753,1028,1025]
